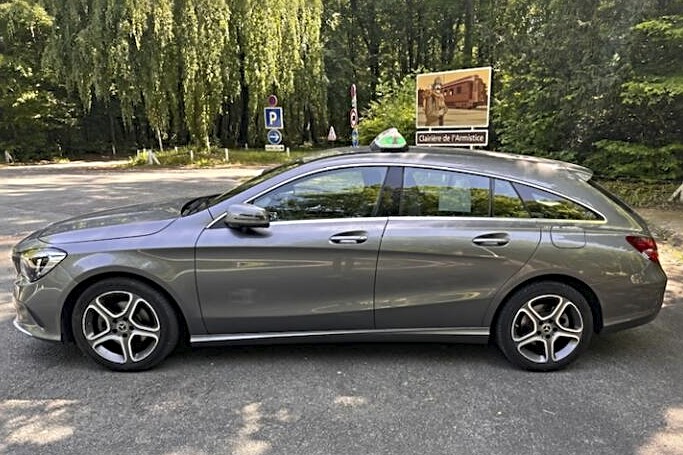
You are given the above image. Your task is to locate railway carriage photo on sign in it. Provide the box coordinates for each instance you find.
[416,67,492,129]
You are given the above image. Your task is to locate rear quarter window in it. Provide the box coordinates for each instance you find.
[589,180,644,224]
[493,179,530,218]
[513,182,601,221]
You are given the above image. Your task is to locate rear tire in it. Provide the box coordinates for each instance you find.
[71,278,179,371]
[495,282,593,371]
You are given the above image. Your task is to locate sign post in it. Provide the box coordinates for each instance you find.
[264,95,285,151]
[415,67,492,147]
[350,84,359,147]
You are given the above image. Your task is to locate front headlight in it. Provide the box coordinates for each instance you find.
[18,247,67,282]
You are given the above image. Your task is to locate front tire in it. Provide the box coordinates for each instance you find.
[495,282,593,371]
[72,278,179,371]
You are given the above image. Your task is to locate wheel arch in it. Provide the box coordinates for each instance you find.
[489,274,603,340]
[61,272,191,344]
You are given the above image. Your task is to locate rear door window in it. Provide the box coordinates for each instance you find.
[400,167,490,216]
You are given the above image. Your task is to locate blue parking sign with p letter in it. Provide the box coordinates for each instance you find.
[264,107,284,129]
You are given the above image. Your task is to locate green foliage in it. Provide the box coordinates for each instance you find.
[358,76,416,145]
[41,0,327,148]
[622,77,683,105]
[629,15,683,79]
[322,0,473,136]
[492,0,643,156]
[0,1,77,158]
[617,14,683,146]
[587,140,683,182]
[1,0,683,189]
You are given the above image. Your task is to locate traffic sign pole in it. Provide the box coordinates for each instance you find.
[264,94,284,151]
[350,84,359,148]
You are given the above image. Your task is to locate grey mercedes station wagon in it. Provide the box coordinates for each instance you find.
[12,129,667,371]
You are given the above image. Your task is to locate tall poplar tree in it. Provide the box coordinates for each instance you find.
[40,0,326,149]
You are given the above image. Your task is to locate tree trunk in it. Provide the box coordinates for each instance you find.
[238,51,250,147]
[156,127,164,152]
[109,109,117,155]
[463,0,474,67]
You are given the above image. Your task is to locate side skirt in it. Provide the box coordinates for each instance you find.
[190,327,490,346]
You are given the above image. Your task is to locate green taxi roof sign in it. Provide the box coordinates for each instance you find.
[369,128,409,152]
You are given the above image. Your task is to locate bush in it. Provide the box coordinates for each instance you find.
[596,179,680,208]
[358,76,416,145]
[586,140,683,182]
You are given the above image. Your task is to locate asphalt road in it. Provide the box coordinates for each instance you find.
[1,163,682,455]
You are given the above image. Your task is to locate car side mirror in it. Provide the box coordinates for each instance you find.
[224,204,270,229]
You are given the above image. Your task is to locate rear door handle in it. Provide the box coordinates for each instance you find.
[329,232,368,244]
[472,233,510,247]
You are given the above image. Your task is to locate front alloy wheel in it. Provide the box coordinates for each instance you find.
[72,279,179,371]
[496,282,593,371]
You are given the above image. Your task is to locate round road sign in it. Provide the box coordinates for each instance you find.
[267,129,282,145]
[267,94,278,107]
[349,108,358,128]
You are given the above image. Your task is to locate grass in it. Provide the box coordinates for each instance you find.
[126,147,317,168]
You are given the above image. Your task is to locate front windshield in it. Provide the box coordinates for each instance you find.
[208,161,302,207]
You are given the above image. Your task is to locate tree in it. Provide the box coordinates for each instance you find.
[3,0,682,185]
[621,13,683,144]
[0,0,76,158]
[358,75,416,145]
[590,5,683,185]
[40,0,327,150]
[491,0,649,157]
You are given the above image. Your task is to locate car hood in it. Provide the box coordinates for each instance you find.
[37,200,184,244]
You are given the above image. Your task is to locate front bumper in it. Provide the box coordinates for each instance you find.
[12,277,64,342]
[13,316,61,342]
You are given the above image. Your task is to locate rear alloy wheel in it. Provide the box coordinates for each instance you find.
[72,278,179,371]
[496,282,593,371]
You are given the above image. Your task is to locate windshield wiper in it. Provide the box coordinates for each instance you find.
[181,195,216,216]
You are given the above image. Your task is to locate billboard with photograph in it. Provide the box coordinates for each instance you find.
[416,67,492,129]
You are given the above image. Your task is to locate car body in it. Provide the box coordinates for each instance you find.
[12,130,667,371]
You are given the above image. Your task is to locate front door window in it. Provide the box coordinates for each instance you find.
[253,167,389,221]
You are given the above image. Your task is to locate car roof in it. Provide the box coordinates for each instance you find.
[305,146,593,192]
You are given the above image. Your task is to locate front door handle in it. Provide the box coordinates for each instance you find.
[329,232,368,244]
[472,233,510,247]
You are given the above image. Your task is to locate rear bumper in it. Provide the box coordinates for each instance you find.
[599,310,661,334]
[598,269,666,334]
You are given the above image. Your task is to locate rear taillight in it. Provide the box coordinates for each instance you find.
[626,235,659,263]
